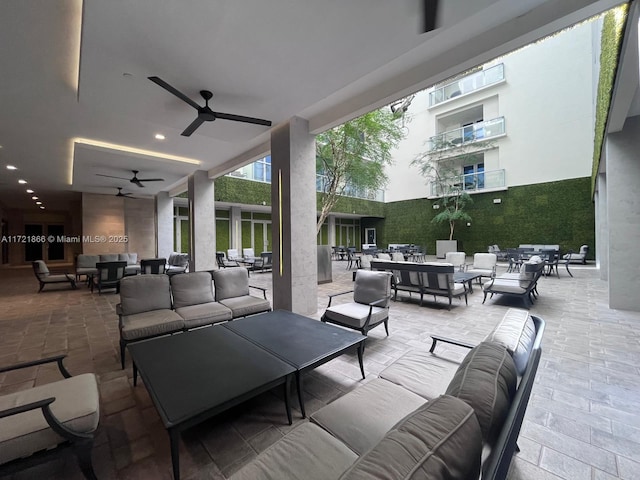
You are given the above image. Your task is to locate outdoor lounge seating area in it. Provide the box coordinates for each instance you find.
[0,258,637,480]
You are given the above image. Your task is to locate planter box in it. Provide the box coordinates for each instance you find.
[317,245,333,284]
[436,240,458,259]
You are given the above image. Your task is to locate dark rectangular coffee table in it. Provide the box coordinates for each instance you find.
[453,271,483,293]
[223,309,367,417]
[128,327,295,480]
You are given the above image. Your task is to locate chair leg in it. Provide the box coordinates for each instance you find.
[38,282,44,293]
[482,292,488,304]
[120,339,126,369]
[383,319,389,336]
[74,438,97,480]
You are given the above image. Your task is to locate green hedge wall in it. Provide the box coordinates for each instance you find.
[381,178,595,258]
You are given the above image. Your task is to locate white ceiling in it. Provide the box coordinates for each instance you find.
[0,0,623,212]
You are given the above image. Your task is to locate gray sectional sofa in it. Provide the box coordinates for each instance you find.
[231,308,544,480]
[75,253,140,280]
[116,269,271,368]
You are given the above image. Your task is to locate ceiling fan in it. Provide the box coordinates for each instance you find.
[96,170,164,188]
[421,0,440,33]
[148,76,272,137]
[114,187,136,198]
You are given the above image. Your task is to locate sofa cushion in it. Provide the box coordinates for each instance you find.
[310,378,426,455]
[483,280,525,294]
[175,302,233,328]
[229,421,358,480]
[339,395,482,480]
[379,349,461,400]
[118,253,138,265]
[353,270,392,307]
[213,268,250,301]
[484,308,537,376]
[170,272,215,308]
[323,303,388,329]
[99,254,119,262]
[120,309,184,340]
[76,254,100,269]
[0,373,99,465]
[445,342,517,445]
[120,274,173,315]
[218,296,271,318]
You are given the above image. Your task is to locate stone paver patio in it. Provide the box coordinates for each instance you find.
[0,259,638,479]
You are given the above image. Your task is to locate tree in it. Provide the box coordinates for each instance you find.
[412,137,494,240]
[316,107,407,233]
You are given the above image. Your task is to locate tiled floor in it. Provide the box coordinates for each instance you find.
[0,260,639,479]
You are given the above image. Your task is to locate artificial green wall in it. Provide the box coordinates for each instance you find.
[381,178,595,258]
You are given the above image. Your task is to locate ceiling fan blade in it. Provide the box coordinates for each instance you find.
[181,117,206,136]
[136,178,164,182]
[132,179,145,188]
[422,0,439,33]
[148,76,201,110]
[214,112,272,127]
[96,173,130,180]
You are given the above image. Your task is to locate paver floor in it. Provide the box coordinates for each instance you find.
[0,259,638,479]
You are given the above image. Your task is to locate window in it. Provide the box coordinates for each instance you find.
[253,155,271,183]
[463,162,484,190]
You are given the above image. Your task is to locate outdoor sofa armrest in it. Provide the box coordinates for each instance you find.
[326,289,354,307]
[429,335,476,353]
[0,354,71,378]
[116,303,123,316]
[249,285,268,299]
[368,298,389,308]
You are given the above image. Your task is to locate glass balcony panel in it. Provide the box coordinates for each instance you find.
[428,63,505,107]
[429,168,505,196]
[428,117,504,151]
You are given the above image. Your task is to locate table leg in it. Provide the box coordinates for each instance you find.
[296,371,306,418]
[284,375,292,425]
[169,429,180,480]
[133,362,138,386]
[357,342,365,379]
[467,280,474,294]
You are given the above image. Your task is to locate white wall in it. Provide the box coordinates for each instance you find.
[386,20,597,202]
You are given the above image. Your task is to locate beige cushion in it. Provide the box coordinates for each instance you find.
[213,268,250,301]
[170,272,214,308]
[175,302,233,328]
[120,275,173,315]
[354,270,392,307]
[340,395,482,480]
[445,251,466,268]
[0,373,99,464]
[483,279,525,294]
[230,421,358,480]
[76,254,99,269]
[311,378,426,455]
[472,253,497,270]
[484,308,537,375]
[33,260,49,274]
[99,254,119,262]
[218,296,271,318]
[379,349,460,400]
[323,303,387,329]
[40,274,74,283]
[445,342,517,445]
[120,310,184,340]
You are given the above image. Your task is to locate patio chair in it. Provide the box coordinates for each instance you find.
[563,245,588,264]
[170,272,232,328]
[445,251,466,271]
[32,260,77,292]
[251,251,272,273]
[216,251,240,268]
[166,252,189,275]
[242,248,257,266]
[0,355,99,479]
[139,257,167,274]
[227,248,241,262]
[91,261,127,294]
[321,269,393,336]
[346,248,361,270]
[465,253,497,283]
[482,261,545,308]
[539,249,560,278]
[212,267,271,318]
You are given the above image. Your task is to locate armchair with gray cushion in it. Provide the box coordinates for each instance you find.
[251,251,272,273]
[465,252,497,283]
[563,244,589,264]
[32,260,77,292]
[139,257,167,274]
[216,251,240,268]
[170,272,232,328]
[212,268,271,318]
[482,259,546,308]
[0,355,99,479]
[166,252,189,275]
[91,261,127,294]
[445,251,466,271]
[321,269,393,336]
[116,274,184,368]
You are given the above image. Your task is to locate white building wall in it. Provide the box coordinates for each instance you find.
[386,20,597,202]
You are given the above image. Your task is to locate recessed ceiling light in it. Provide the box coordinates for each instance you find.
[6,165,17,170]
[154,133,166,140]
[32,196,38,200]
[18,179,27,184]
[36,201,42,205]
[26,189,34,193]
[39,206,45,210]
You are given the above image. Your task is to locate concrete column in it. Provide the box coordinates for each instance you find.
[156,192,174,258]
[328,215,336,247]
[606,120,640,312]
[271,116,317,314]
[595,172,608,280]
[188,170,216,272]
[230,206,242,251]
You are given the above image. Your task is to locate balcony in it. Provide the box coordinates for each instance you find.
[428,117,505,152]
[429,169,505,197]
[316,175,385,202]
[428,64,505,107]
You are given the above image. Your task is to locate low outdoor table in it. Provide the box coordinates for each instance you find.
[128,327,295,480]
[453,271,483,293]
[223,309,367,417]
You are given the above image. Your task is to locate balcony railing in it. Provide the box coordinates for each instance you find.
[316,175,385,202]
[429,169,505,197]
[429,64,505,107]
[428,117,505,152]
